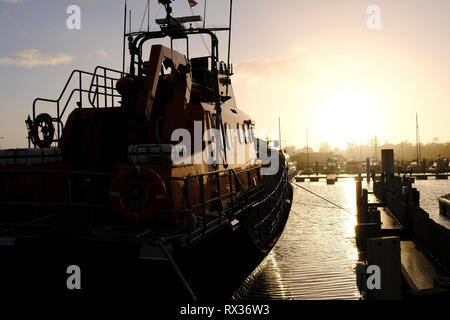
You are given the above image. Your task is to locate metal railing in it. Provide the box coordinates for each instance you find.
[32,66,126,147]
[0,160,289,248]
[0,169,114,236]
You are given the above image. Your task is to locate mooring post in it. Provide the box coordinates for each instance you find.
[355,223,381,247]
[381,149,394,180]
[362,188,368,221]
[366,157,371,183]
[356,180,362,220]
[367,237,402,300]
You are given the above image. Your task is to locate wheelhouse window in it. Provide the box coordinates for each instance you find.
[224,123,232,150]
[237,123,242,144]
[243,124,248,144]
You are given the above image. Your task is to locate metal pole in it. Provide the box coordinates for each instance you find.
[147,0,150,32]
[226,0,233,96]
[306,129,309,176]
[122,0,127,75]
[203,0,207,28]
[278,117,282,150]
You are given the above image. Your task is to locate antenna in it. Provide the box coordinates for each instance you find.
[148,0,150,32]
[278,117,282,150]
[203,0,207,28]
[122,0,127,74]
[225,0,233,96]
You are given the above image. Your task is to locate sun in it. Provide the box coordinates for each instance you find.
[315,89,381,150]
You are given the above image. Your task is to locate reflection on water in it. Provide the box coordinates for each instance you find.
[414,179,450,230]
[242,178,449,300]
[244,179,362,300]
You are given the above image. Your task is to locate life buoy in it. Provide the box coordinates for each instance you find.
[110,166,169,223]
[32,113,55,148]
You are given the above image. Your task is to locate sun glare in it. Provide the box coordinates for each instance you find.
[315,89,381,149]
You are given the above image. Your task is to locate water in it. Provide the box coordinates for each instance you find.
[241,177,450,300]
[414,179,450,230]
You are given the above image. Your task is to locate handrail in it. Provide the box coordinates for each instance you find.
[31,66,127,148]
[88,66,126,107]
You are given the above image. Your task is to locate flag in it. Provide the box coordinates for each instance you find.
[188,0,198,8]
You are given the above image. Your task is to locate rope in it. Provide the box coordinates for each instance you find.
[292,181,354,215]
[290,209,321,226]
[293,202,352,210]
[157,238,197,300]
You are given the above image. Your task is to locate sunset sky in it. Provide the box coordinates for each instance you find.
[0,0,449,150]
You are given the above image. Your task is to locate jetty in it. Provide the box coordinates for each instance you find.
[355,149,450,299]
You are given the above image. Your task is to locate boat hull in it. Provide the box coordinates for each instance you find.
[0,177,293,299]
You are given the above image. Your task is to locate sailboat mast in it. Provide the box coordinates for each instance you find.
[278,117,282,150]
[306,129,309,175]
[226,0,233,96]
[416,113,422,163]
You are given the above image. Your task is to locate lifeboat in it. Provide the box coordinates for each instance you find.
[0,0,293,298]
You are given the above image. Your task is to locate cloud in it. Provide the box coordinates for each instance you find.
[2,0,24,3]
[96,49,110,58]
[0,49,74,68]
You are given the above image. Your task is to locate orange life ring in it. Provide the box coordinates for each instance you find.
[110,166,169,223]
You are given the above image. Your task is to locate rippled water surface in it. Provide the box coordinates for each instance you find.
[242,178,450,300]
[414,179,450,230]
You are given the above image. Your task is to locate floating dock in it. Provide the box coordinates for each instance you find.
[355,149,450,299]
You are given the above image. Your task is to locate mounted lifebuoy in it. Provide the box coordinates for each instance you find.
[110,166,169,223]
[32,113,55,148]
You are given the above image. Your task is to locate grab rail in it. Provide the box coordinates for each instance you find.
[32,67,127,148]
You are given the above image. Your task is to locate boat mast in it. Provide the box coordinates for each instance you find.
[225,0,233,97]
[416,112,422,163]
[278,117,282,150]
[306,129,309,176]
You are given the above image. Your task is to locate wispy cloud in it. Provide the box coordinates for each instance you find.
[96,49,110,58]
[0,49,74,68]
[2,0,24,4]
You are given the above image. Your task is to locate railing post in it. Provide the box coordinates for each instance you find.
[57,101,61,142]
[79,71,83,108]
[199,176,206,232]
[96,75,99,108]
[215,171,222,222]
[228,169,234,213]
[104,68,107,108]
[110,78,114,107]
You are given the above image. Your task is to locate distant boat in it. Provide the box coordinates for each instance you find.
[326,174,337,185]
[406,161,423,173]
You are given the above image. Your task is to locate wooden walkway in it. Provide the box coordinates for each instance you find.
[370,192,449,294]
